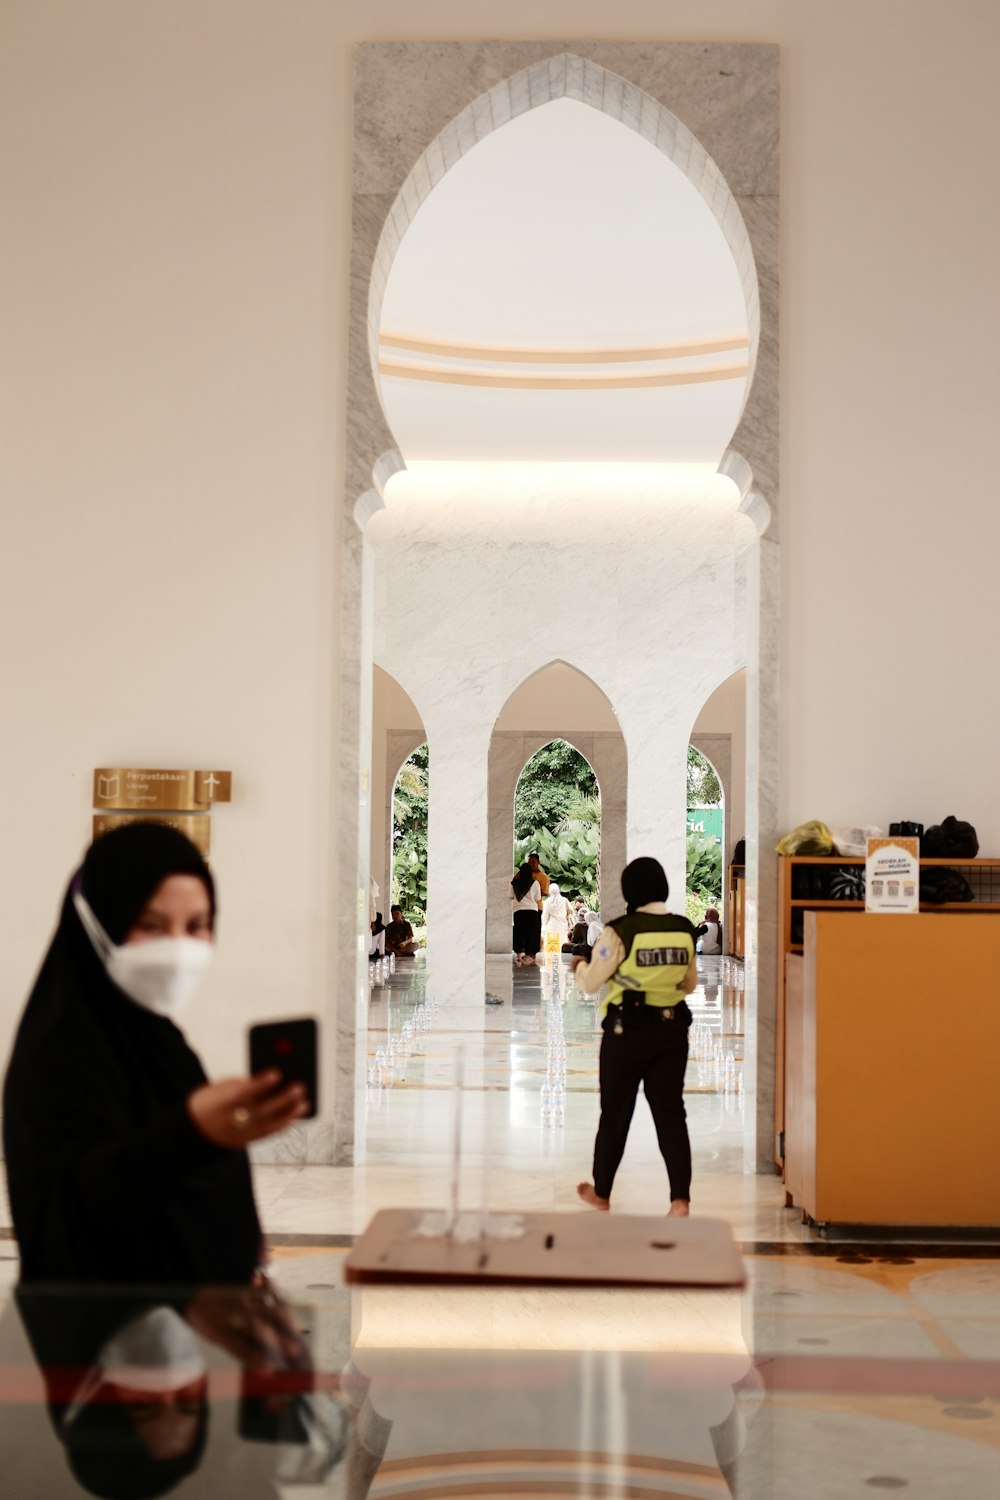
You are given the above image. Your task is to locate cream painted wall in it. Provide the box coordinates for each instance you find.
[0,1,350,1084]
[2,0,999,1104]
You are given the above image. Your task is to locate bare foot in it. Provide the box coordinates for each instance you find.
[668,1199,690,1217]
[577,1182,610,1211]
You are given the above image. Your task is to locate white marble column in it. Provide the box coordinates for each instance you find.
[743,528,781,1173]
[623,713,693,908]
[424,716,491,1010]
[486,733,528,956]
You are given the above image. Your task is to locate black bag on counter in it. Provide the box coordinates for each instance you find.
[919,867,974,905]
[922,816,979,858]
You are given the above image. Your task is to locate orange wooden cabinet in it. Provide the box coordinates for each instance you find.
[783,911,1000,1228]
[726,864,745,958]
[774,855,1000,1168]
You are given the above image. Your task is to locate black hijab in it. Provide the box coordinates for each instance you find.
[620,856,670,913]
[15,1289,208,1498]
[511,863,535,901]
[3,822,262,1286]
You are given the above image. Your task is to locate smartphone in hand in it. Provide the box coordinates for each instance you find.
[248,1018,319,1120]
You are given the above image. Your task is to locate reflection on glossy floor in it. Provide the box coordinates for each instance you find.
[2,1247,996,1499]
[0,954,998,1496]
[254,953,798,1243]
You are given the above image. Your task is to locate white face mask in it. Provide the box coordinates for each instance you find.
[74,891,213,1020]
[98,1306,207,1394]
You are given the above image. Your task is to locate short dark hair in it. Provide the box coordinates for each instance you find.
[528,850,540,858]
[390,904,402,915]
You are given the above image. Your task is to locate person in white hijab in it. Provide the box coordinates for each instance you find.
[541,883,574,947]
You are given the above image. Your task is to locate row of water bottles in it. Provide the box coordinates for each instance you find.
[540,968,567,1128]
[367,997,436,1090]
[720,956,746,991]
[368,952,397,988]
[690,1019,742,1094]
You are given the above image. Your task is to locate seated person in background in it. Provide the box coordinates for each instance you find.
[384,905,419,957]
[564,917,590,953]
[585,910,603,948]
[369,912,386,960]
[696,907,723,955]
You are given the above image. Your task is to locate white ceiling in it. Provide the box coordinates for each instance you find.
[378,97,750,464]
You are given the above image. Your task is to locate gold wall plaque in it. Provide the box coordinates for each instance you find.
[93,813,211,856]
[93,769,232,811]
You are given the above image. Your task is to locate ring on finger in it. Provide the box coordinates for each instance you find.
[232,1106,252,1129]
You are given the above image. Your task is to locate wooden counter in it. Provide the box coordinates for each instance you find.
[783,911,1000,1228]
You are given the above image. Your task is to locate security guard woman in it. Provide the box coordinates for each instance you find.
[573,856,698,1217]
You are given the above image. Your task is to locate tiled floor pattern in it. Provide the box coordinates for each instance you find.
[0,951,998,1494]
[262,1244,1000,1497]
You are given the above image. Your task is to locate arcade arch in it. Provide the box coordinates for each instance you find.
[487,664,626,954]
[339,45,780,1172]
[370,665,427,926]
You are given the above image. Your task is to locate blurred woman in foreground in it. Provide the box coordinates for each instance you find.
[3,822,308,1284]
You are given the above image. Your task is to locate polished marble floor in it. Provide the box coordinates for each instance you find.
[252,953,800,1244]
[0,954,998,1495]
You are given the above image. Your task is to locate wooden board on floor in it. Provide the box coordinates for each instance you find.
[342,1210,745,1287]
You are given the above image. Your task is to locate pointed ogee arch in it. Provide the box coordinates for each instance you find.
[367,54,760,444]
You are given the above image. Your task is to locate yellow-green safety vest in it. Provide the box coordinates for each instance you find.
[600,913,696,1017]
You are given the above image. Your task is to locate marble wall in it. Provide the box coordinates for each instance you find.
[335,41,780,1172]
[368,472,754,1013]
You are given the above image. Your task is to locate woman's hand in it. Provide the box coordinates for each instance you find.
[185,1285,311,1371]
[187,1070,309,1148]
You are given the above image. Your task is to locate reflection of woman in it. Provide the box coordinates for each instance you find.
[14,1282,355,1499]
[16,1290,210,1498]
[2,822,308,1285]
[541,883,574,948]
[509,863,542,968]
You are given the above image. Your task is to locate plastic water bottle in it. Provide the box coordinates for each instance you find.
[724,1051,737,1092]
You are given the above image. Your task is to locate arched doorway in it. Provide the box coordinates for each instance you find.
[389,743,428,934]
[513,738,600,908]
[339,46,780,1172]
[370,663,427,927]
[486,663,626,957]
[686,743,725,919]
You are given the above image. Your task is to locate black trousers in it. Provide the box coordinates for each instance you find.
[592,1002,692,1203]
[512,908,541,956]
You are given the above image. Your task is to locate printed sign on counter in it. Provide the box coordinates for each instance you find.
[866,836,920,913]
